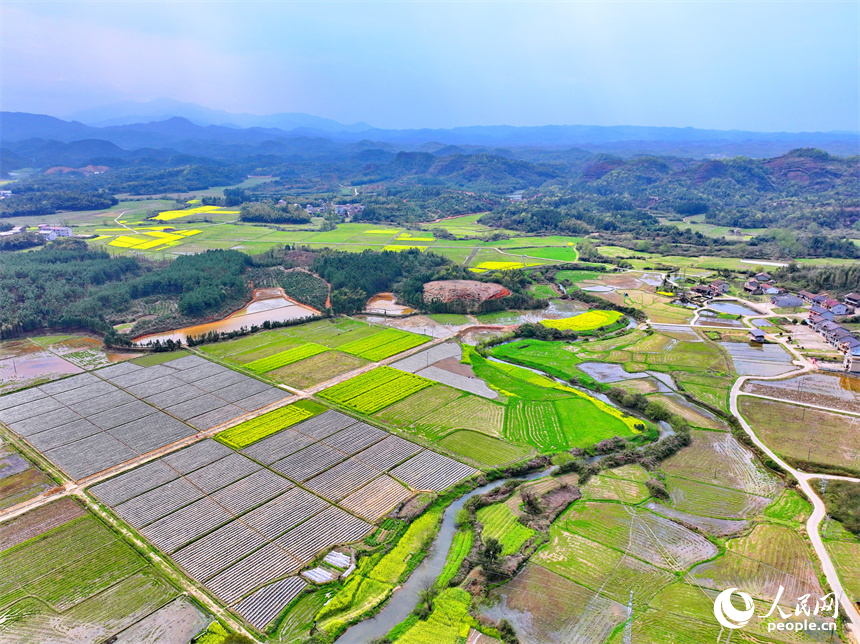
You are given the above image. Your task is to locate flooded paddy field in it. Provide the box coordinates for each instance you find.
[719,341,796,376]
[743,372,860,414]
[0,335,136,395]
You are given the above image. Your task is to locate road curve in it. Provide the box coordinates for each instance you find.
[730,365,860,643]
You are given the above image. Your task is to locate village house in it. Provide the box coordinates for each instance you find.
[743,280,762,295]
[811,294,829,305]
[798,290,816,302]
[749,328,766,343]
[754,272,771,282]
[692,285,712,296]
[845,293,860,308]
[809,305,835,321]
[823,298,852,316]
[771,295,803,308]
[844,346,860,373]
[709,280,730,294]
[827,327,854,347]
[37,224,72,237]
[838,335,860,352]
[762,285,782,295]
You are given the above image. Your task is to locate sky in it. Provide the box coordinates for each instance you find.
[1,1,858,132]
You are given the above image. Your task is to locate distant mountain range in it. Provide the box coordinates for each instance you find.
[1,106,858,169]
[65,98,373,133]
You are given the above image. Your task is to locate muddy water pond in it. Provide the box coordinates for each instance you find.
[365,292,415,316]
[708,301,763,316]
[134,289,318,345]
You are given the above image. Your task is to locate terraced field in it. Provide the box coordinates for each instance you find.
[691,523,824,604]
[558,502,718,571]
[661,429,781,497]
[533,528,675,608]
[664,476,773,519]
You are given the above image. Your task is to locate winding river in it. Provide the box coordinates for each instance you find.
[335,467,554,644]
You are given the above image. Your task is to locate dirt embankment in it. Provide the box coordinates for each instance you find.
[423,280,510,304]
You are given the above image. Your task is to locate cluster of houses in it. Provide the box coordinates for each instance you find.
[802,291,860,373]
[742,272,783,295]
[0,224,73,240]
[300,203,365,217]
[691,272,790,299]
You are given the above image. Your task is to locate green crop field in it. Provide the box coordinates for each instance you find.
[491,338,583,381]
[664,476,773,519]
[216,400,324,448]
[437,431,532,467]
[244,342,330,373]
[534,528,674,608]
[476,504,535,555]
[413,394,507,439]
[530,283,557,298]
[376,385,463,433]
[320,366,433,414]
[339,327,429,361]
[0,512,178,640]
[764,489,812,524]
[393,588,473,644]
[436,528,473,588]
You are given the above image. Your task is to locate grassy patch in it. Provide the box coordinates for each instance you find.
[437,528,473,588]
[131,350,190,366]
[477,504,535,555]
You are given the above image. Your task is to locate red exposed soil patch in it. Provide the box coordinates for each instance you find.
[423,280,510,304]
[694,160,728,184]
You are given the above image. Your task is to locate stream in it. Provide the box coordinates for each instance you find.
[336,347,689,642]
[335,467,554,644]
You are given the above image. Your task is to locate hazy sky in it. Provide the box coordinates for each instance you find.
[2,1,858,132]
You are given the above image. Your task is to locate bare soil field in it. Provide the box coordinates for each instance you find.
[423,280,510,303]
[739,396,860,473]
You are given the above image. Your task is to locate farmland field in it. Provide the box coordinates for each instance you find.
[320,366,433,414]
[338,327,430,361]
[0,508,182,643]
[437,430,532,467]
[244,343,329,373]
[266,350,368,389]
[739,396,860,474]
[483,562,627,644]
[664,476,773,519]
[533,527,675,607]
[216,400,324,449]
[691,523,823,604]
[490,338,584,381]
[557,502,718,571]
[0,443,55,510]
[582,472,650,503]
[476,503,536,555]
[541,309,623,331]
[412,394,506,438]
[376,385,462,431]
[660,429,781,497]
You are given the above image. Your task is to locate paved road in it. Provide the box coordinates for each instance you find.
[725,307,860,643]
